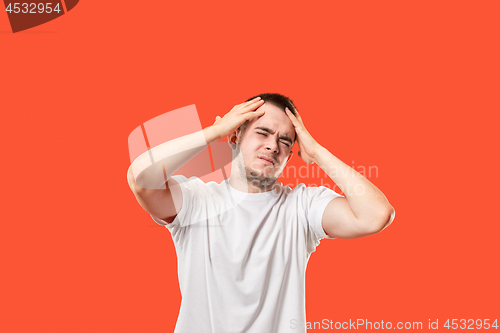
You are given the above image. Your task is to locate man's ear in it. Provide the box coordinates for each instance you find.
[228,129,239,150]
[285,150,293,164]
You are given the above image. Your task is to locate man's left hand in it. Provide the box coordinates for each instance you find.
[285,107,322,164]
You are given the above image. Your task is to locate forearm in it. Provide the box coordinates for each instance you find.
[313,146,394,225]
[129,126,219,189]
[128,97,265,190]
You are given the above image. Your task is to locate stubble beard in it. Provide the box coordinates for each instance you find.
[238,157,279,192]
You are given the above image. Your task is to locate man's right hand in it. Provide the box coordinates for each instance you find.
[208,97,265,142]
[128,97,266,222]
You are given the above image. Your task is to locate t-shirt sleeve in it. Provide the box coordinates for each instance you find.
[302,185,343,252]
[150,175,206,229]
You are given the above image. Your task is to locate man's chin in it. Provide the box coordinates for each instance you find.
[246,169,278,188]
[248,169,275,180]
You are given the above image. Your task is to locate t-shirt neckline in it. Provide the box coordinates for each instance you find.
[224,180,281,201]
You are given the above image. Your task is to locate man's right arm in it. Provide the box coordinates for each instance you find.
[127,97,265,223]
[127,126,221,224]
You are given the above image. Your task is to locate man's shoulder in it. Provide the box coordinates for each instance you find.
[281,182,342,200]
[172,175,223,186]
[171,175,228,196]
[280,182,313,194]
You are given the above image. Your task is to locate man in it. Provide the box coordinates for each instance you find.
[127,93,395,333]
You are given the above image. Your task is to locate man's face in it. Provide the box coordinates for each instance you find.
[234,103,296,189]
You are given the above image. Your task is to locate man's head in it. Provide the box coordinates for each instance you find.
[228,93,298,191]
[238,93,299,140]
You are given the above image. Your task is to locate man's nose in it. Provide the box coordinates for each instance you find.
[265,139,279,153]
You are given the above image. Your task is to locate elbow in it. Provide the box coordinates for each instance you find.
[127,166,136,191]
[127,166,147,194]
[388,206,396,224]
[377,206,395,232]
[366,206,395,234]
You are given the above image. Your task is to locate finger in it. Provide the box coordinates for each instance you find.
[285,107,299,125]
[286,107,302,121]
[238,97,262,109]
[239,99,265,113]
[288,109,306,129]
[293,109,303,122]
[230,98,260,113]
[243,107,266,120]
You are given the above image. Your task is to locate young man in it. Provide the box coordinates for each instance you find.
[127,93,395,333]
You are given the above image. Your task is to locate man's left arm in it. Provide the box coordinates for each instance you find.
[286,108,395,239]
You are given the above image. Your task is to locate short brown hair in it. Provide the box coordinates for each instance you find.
[238,93,298,141]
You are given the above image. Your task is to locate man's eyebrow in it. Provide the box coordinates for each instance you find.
[255,126,294,144]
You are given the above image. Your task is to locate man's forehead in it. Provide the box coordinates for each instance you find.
[249,106,296,140]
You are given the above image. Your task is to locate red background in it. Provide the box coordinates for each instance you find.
[1,1,499,332]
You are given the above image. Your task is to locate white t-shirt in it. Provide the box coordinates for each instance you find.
[151,175,342,333]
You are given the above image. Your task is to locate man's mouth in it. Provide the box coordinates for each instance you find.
[258,156,275,165]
